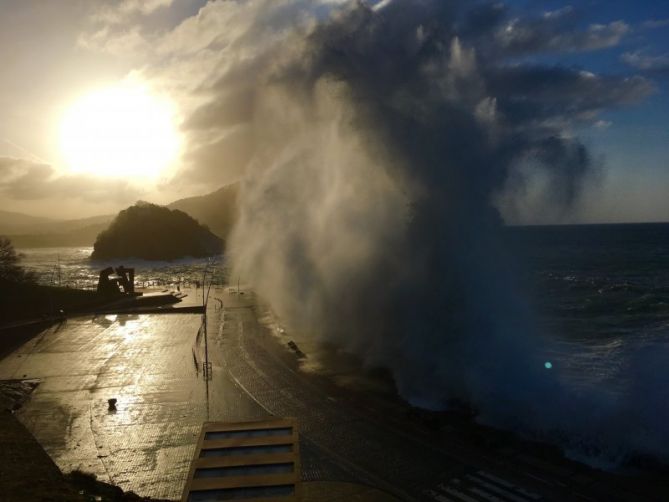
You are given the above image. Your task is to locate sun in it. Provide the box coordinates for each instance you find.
[58,81,181,179]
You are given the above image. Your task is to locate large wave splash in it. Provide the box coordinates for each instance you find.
[225,0,666,465]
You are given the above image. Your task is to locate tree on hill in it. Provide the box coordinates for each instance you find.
[0,237,34,282]
[91,203,223,261]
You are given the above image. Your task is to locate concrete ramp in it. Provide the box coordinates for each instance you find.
[182,419,301,502]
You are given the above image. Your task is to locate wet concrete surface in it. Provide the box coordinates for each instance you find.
[0,410,85,501]
[0,287,252,500]
[0,286,666,501]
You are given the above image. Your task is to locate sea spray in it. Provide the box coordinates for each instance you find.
[218,0,665,465]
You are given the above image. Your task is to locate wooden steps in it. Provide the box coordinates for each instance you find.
[182,419,301,502]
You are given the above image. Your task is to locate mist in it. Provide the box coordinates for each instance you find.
[223,0,666,465]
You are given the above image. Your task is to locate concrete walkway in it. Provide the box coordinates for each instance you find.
[0,299,223,499]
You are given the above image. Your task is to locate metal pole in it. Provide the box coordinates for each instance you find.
[203,311,209,378]
[202,263,211,380]
[205,267,213,307]
[205,359,210,420]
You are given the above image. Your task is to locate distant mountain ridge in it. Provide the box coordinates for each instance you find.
[0,210,57,233]
[1,183,239,247]
[168,183,238,240]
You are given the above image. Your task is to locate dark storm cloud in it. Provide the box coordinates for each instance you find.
[0,157,143,203]
[169,0,649,202]
[486,67,654,126]
[456,3,629,58]
[460,1,507,37]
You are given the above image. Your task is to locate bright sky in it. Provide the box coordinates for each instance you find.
[0,0,667,222]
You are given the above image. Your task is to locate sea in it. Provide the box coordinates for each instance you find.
[506,223,669,393]
[16,222,669,465]
[17,247,227,289]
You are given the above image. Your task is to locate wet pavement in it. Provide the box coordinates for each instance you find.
[0,287,666,501]
[0,287,262,500]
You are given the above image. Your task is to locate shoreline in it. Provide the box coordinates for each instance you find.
[259,301,668,477]
[255,303,669,498]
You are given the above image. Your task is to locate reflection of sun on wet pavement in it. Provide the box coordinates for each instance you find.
[0,306,219,499]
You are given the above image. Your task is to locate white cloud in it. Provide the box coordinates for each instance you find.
[622,51,669,71]
[543,6,574,20]
[78,26,149,56]
[642,18,669,29]
[93,0,174,24]
[496,17,629,54]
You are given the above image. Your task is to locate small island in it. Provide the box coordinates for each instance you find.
[91,202,223,261]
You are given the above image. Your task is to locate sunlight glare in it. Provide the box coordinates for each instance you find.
[58,82,181,179]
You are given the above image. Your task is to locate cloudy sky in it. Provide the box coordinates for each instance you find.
[0,0,667,222]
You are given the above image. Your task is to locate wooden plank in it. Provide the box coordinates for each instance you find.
[195,453,296,469]
[229,498,295,502]
[202,436,293,449]
[190,473,297,491]
[201,419,295,433]
[190,496,296,502]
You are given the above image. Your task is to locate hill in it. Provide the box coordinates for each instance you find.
[2,213,113,247]
[0,212,112,236]
[7,223,110,248]
[0,210,56,233]
[2,183,238,247]
[91,203,223,260]
[168,183,238,240]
